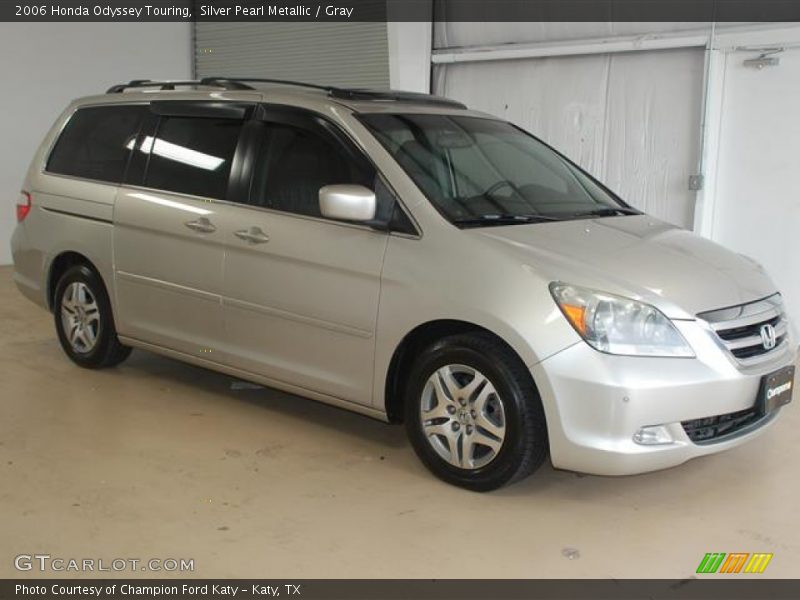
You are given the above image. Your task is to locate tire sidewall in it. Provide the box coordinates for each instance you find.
[404,338,535,490]
[53,265,115,368]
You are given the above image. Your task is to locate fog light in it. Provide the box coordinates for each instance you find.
[633,425,674,445]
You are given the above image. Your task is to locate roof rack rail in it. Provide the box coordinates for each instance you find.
[329,88,467,109]
[107,77,467,109]
[199,76,331,93]
[200,76,466,108]
[106,79,252,93]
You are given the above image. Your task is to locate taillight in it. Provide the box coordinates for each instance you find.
[16,191,31,222]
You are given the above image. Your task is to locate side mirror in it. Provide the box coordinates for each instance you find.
[319,184,376,222]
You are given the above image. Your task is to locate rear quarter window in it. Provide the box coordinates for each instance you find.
[46,105,146,183]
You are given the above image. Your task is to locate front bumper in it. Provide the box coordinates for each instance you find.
[532,319,796,476]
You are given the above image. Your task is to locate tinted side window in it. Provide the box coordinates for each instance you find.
[251,122,373,217]
[144,116,242,200]
[47,105,146,183]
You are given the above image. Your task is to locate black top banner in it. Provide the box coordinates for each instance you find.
[3,0,800,22]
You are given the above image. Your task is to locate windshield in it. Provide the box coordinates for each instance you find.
[360,113,637,227]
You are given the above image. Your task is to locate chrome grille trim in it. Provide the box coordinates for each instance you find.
[698,294,788,365]
[723,320,788,351]
[708,306,781,331]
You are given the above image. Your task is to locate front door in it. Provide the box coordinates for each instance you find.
[222,108,389,405]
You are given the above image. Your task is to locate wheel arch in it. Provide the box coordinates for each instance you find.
[383,319,539,423]
[47,251,103,312]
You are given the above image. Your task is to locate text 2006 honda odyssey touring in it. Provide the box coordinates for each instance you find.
[12,78,796,490]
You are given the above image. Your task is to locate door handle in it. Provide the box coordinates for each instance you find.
[234,227,270,244]
[184,217,216,234]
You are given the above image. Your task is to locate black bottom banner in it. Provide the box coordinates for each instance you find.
[2,579,800,600]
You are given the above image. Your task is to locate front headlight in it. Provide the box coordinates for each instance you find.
[549,283,695,357]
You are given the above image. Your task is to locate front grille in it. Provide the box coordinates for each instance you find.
[682,407,763,443]
[698,294,788,364]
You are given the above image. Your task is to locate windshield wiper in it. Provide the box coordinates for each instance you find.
[453,213,561,228]
[572,207,641,218]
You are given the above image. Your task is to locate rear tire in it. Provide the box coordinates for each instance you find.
[404,333,548,491]
[53,264,132,369]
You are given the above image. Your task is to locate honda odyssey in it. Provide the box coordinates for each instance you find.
[11,78,795,490]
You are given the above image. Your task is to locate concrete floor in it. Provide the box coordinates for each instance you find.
[1,265,798,579]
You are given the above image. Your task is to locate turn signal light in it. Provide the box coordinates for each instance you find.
[560,304,587,336]
[16,191,32,222]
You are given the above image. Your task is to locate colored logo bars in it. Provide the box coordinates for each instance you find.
[696,552,773,574]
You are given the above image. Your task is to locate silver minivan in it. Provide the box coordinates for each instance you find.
[11,78,795,490]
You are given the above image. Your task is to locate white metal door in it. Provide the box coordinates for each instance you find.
[710,48,800,322]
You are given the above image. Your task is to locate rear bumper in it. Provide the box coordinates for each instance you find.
[533,320,796,476]
[10,222,47,309]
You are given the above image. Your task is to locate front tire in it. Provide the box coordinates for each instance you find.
[404,333,548,491]
[53,264,132,369]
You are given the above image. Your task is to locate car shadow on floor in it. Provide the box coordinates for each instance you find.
[120,347,410,450]
[90,346,778,499]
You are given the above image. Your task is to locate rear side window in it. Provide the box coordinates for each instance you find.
[47,105,146,183]
[143,116,242,200]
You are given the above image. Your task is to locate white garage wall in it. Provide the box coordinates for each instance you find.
[603,49,704,226]
[388,22,432,93]
[0,23,192,266]
[434,48,704,227]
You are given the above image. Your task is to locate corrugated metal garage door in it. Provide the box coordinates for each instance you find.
[194,23,390,88]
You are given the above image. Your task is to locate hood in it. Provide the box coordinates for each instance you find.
[476,215,777,319]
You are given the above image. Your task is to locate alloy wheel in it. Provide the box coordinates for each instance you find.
[420,364,507,469]
[60,282,100,354]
